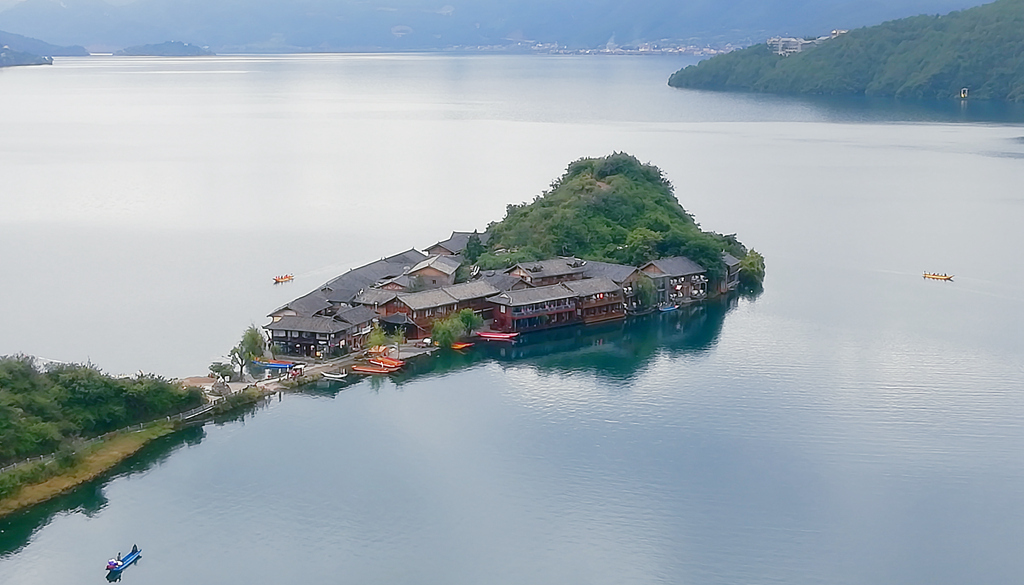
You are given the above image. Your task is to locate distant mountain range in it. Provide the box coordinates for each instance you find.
[0,28,86,55]
[668,0,1024,101]
[0,0,993,53]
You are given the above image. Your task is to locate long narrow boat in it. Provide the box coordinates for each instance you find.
[923,272,954,281]
[273,274,294,284]
[352,364,395,375]
[370,356,405,367]
[321,371,348,381]
[451,342,474,350]
[658,303,679,312]
[477,331,519,341]
[106,546,142,575]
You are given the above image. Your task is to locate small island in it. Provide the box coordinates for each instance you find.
[668,0,1024,101]
[0,46,52,68]
[115,41,214,57]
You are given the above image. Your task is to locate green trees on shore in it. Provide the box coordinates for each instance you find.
[0,356,201,466]
[476,153,748,281]
[668,0,1024,101]
[431,309,484,348]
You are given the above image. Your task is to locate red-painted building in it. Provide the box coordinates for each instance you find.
[487,284,579,333]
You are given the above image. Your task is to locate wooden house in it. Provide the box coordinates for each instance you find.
[640,256,708,306]
[426,231,489,256]
[407,255,461,289]
[487,284,579,333]
[719,252,742,294]
[563,277,625,324]
[506,257,588,287]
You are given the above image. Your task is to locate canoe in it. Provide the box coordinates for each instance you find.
[106,546,142,574]
[477,331,519,341]
[352,364,395,375]
[368,359,403,370]
[923,273,954,281]
[321,371,348,381]
[273,274,294,284]
[451,342,474,350]
[658,303,678,312]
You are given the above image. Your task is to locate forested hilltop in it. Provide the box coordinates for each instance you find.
[668,0,1024,101]
[475,153,751,281]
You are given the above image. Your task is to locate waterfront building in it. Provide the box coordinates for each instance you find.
[562,277,626,324]
[506,257,588,287]
[407,255,461,288]
[265,305,377,357]
[641,256,708,305]
[720,253,742,294]
[581,260,644,311]
[487,284,579,333]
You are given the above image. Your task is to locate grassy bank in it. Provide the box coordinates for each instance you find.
[0,422,176,518]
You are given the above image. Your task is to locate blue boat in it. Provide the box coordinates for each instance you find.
[658,303,678,312]
[106,545,141,576]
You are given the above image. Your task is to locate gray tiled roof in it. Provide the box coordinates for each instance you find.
[487,284,576,306]
[352,288,398,306]
[644,256,706,277]
[269,291,333,318]
[428,231,490,255]
[410,254,461,276]
[397,288,459,311]
[334,306,378,327]
[563,277,621,296]
[443,280,500,301]
[581,260,639,284]
[320,249,427,303]
[722,252,742,267]
[508,257,588,280]
[478,272,525,291]
[265,316,348,334]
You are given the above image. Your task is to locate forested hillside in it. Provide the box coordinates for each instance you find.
[0,357,201,465]
[476,153,747,280]
[669,0,1024,101]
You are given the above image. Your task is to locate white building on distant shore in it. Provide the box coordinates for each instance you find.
[767,29,847,56]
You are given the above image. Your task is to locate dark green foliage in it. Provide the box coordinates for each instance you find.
[634,275,658,309]
[431,309,481,348]
[464,232,485,263]
[670,0,1024,101]
[0,356,201,466]
[739,250,766,286]
[480,153,747,279]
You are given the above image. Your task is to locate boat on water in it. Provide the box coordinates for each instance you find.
[273,274,294,284]
[658,303,678,312]
[252,359,295,370]
[321,371,348,381]
[477,331,519,341]
[923,272,954,281]
[105,545,141,575]
[451,342,474,350]
[352,364,396,375]
[369,357,404,369]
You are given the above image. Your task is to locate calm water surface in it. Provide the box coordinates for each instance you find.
[1,54,1023,584]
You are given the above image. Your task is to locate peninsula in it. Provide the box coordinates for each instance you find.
[0,45,51,67]
[668,0,1024,101]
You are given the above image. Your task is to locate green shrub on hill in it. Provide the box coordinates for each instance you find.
[478,153,747,280]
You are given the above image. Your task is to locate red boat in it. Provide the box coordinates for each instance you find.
[451,342,474,350]
[477,331,519,341]
[352,364,395,375]
[369,357,404,368]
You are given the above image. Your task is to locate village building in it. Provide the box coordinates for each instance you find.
[506,257,588,287]
[442,280,501,319]
[264,304,377,358]
[316,249,427,305]
[351,288,400,314]
[562,277,626,324]
[426,230,490,256]
[487,284,579,333]
[720,253,742,294]
[581,260,645,311]
[474,270,529,292]
[641,256,708,306]
[394,288,459,336]
[407,255,461,288]
[268,291,334,322]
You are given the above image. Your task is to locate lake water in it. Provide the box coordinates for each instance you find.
[1,54,1023,584]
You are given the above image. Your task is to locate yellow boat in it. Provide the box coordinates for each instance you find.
[273,274,294,284]
[923,272,954,281]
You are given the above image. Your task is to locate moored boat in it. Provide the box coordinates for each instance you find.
[451,342,474,350]
[273,274,294,284]
[923,272,954,281]
[477,331,519,341]
[321,371,348,381]
[658,303,678,312]
[369,358,403,370]
[352,364,396,375]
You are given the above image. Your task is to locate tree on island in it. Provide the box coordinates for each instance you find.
[431,309,483,348]
[227,325,265,381]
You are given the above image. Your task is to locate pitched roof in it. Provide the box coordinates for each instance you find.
[409,254,461,276]
[508,257,588,280]
[269,291,332,318]
[351,288,398,306]
[265,316,349,334]
[427,231,490,255]
[334,305,378,327]
[644,256,706,277]
[581,260,639,284]
[563,277,621,296]
[722,252,742,267]
[487,283,576,306]
[319,249,428,303]
[442,280,500,301]
[477,272,526,291]
[397,288,458,311]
